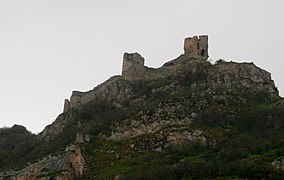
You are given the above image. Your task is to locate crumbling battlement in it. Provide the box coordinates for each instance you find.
[184,35,208,60]
[121,35,209,81]
[63,76,129,112]
[122,52,146,80]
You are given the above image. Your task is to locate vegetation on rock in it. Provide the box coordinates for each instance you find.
[1,56,284,179]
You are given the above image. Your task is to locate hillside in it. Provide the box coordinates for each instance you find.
[1,36,284,179]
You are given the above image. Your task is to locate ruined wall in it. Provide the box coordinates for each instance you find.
[63,76,132,112]
[122,52,146,80]
[184,35,208,60]
[63,91,85,112]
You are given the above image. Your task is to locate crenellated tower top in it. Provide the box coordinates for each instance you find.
[184,35,208,60]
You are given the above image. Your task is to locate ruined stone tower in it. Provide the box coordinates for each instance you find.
[184,35,208,60]
[122,52,145,80]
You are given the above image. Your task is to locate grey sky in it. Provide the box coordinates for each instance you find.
[1,0,283,133]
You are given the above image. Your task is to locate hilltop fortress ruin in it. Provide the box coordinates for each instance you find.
[36,34,278,141]
[122,35,208,80]
[63,35,209,112]
[63,35,210,112]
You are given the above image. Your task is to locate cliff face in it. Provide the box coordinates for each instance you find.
[1,144,85,180]
[1,36,284,179]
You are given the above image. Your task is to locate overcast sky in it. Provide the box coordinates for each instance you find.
[0,0,284,133]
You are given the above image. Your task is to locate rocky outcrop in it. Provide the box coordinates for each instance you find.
[75,132,90,143]
[63,99,70,113]
[0,144,85,180]
[272,158,284,171]
[166,129,207,145]
[208,62,278,95]
[39,114,70,140]
[109,99,197,141]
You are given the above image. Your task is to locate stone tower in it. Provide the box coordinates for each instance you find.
[122,52,145,80]
[184,35,208,60]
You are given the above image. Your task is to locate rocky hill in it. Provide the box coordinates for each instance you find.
[1,35,284,179]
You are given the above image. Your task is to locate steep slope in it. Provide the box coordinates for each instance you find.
[79,58,283,179]
[1,36,284,179]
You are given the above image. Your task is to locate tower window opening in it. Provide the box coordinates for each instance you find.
[201,49,205,56]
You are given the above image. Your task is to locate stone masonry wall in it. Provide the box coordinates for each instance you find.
[122,52,146,80]
[184,35,208,60]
